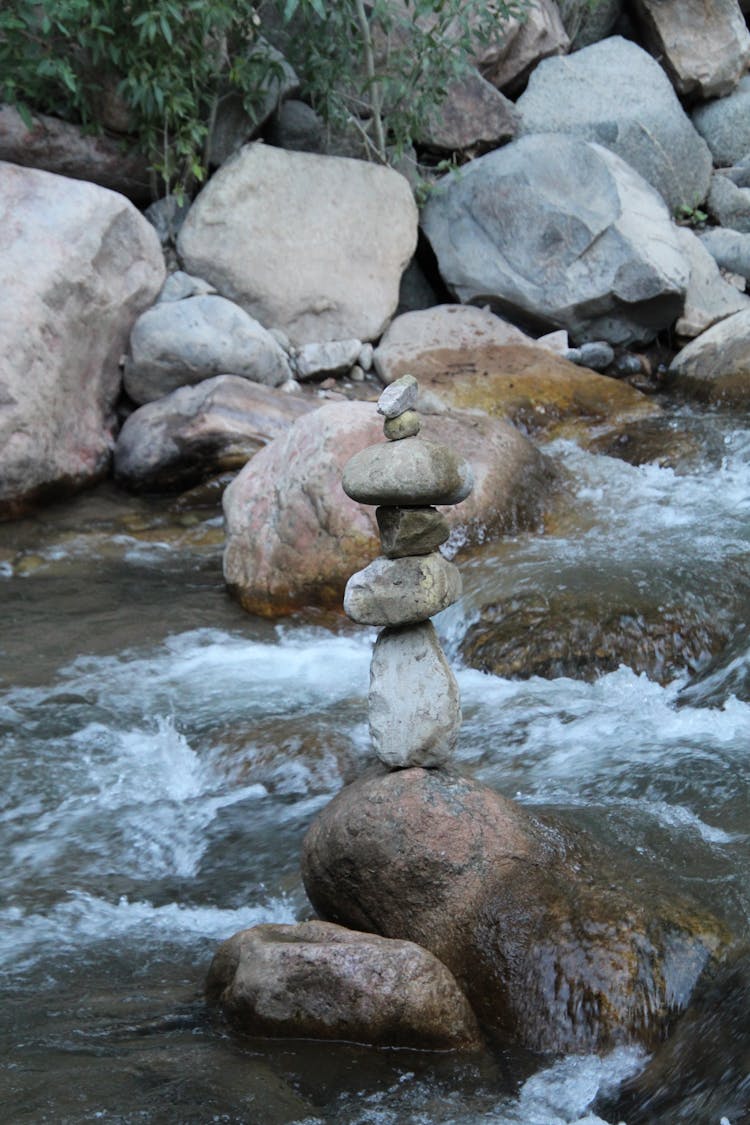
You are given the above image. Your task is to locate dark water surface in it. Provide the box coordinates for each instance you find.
[1,410,749,1123]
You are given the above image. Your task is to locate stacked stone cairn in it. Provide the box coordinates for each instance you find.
[342,374,474,769]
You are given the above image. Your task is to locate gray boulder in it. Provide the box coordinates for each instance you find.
[0,163,164,519]
[157,271,217,303]
[113,375,315,492]
[266,99,326,154]
[178,143,418,345]
[699,227,750,280]
[675,226,750,338]
[516,36,713,213]
[632,0,750,99]
[420,134,689,346]
[369,621,461,768]
[206,920,480,1050]
[693,75,750,166]
[557,0,623,50]
[124,295,292,404]
[707,172,750,233]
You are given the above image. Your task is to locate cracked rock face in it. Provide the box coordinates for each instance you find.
[421,135,689,347]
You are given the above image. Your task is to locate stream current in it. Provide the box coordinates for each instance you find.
[1,403,749,1123]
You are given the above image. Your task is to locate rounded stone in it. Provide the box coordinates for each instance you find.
[342,437,474,507]
[376,506,450,558]
[369,621,460,768]
[344,553,462,625]
[384,410,421,440]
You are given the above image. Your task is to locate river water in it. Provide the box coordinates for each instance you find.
[1,403,749,1123]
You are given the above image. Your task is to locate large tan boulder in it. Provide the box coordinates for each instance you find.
[178,144,417,345]
[206,919,481,1050]
[0,163,165,520]
[222,400,553,616]
[473,0,570,92]
[302,768,730,1053]
[632,0,750,99]
[373,305,532,384]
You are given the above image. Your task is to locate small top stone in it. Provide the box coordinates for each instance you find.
[377,373,418,419]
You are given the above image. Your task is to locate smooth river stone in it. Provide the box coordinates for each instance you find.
[369,621,461,768]
[342,437,474,506]
[344,553,462,625]
[384,410,421,440]
[376,506,449,558]
[377,373,418,418]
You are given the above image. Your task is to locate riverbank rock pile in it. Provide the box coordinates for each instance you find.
[342,375,472,768]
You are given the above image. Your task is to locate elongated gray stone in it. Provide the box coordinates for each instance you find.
[376,506,449,558]
[378,373,418,418]
[344,553,461,625]
[369,622,460,768]
[342,437,473,507]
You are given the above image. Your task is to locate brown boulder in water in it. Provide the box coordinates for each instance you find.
[302,768,729,1054]
[206,919,481,1050]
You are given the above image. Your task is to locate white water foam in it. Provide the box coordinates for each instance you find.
[0,891,297,974]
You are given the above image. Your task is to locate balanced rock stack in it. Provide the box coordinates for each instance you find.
[342,375,474,769]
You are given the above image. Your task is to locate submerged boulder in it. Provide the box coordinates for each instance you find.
[0,162,164,520]
[222,401,553,616]
[302,768,729,1054]
[206,920,481,1050]
[421,135,689,346]
[178,144,417,345]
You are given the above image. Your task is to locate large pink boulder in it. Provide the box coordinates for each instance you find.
[0,163,165,519]
[222,400,553,616]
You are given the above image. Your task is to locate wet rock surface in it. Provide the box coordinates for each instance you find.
[460,590,730,684]
[206,920,481,1050]
[302,768,729,1054]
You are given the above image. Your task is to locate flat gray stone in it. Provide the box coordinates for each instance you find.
[369,621,460,768]
[344,553,462,626]
[376,506,450,558]
[384,410,421,440]
[378,374,419,418]
[343,436,474,507]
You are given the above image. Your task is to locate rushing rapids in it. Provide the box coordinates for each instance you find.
[1,403,749,1122]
